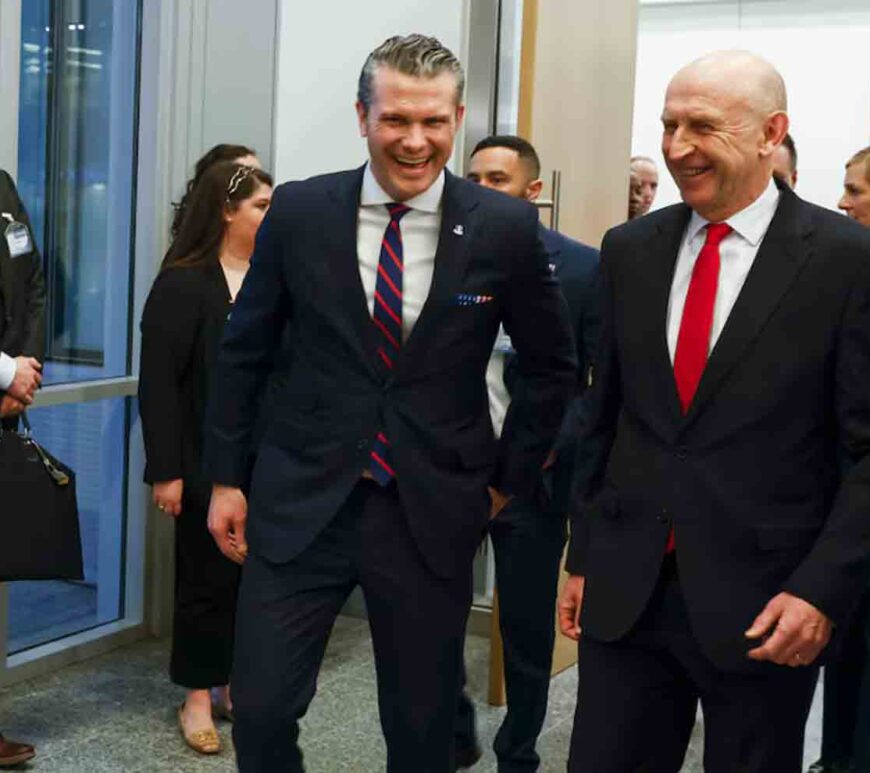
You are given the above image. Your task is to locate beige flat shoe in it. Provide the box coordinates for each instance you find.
[178,704,220,754]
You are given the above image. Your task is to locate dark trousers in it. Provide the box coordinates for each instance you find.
[170,480,241,689]
[231,480,473,773]
[455,490,566,771]
[569,557,819,773]
[839,592,870,770]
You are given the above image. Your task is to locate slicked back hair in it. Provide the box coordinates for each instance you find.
[471,135,541,179]
[847,146,870,184]
[358,34,465,113]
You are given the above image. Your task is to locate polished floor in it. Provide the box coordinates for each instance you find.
[0,615,822,771]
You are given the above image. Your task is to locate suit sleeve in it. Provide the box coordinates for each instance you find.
[202,187,292,487]
[566,232,622,575]
[138,270,201,483]
[783,239,870,624]
[2,171,45,361]
[553,252,602,457]
[493,205,577,497]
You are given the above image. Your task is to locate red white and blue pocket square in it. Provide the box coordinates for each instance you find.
[453,293,494,306]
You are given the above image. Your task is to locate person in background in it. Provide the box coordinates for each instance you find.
[171,143,259,239]
[772,132,798,189]
[203,33,575,772]
[810,145,870,773]
[457,134,599,771]
[0,168,44,767]
[628,155,659,219]
[560,50,870,772]
[139,162,272,755]
[838,146,870,226]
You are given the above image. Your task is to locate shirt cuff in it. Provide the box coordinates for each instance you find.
[0,353,15,391]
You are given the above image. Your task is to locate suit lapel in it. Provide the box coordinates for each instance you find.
[647,206,692,426]
[683,187,814,427]
[324,166,384,375]
[397,171,479,371]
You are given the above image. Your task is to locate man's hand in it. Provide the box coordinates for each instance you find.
[153,479,183,518]
[745,591,832,667]
[0,394,26,418]
[488,487,514,520]
[208,484,248,564]
[558,575,586,640]
[8,357,42,403]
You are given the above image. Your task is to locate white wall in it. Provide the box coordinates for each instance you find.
[632,0,870,213]
[273,0,469,183]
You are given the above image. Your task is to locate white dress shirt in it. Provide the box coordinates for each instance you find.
[667,179,780,362]
[0,352,15,390]
[357,164,443,341]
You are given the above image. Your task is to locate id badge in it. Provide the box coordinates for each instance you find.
[3,215,33,258]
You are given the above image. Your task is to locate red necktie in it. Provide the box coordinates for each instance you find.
[667,222,731,552]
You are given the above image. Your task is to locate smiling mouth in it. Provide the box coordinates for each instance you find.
[395,156,430,169]
[677,166,710,179]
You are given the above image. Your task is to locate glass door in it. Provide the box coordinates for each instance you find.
[1,0,146,670]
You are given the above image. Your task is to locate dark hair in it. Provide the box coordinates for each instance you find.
[471,135,541,179]
[161,161,272,271]
[780,133,797,173]
[170,143,257,238]
[358,34,464,113]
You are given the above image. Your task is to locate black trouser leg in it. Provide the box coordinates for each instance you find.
[489,493,565,772]
[231,490,360,772]
[360,484,473,773]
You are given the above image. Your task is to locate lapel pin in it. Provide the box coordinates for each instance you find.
[453,225,464,236]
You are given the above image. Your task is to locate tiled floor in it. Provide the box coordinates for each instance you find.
[0,616,822,772]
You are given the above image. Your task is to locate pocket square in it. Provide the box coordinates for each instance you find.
[453,293,494,306]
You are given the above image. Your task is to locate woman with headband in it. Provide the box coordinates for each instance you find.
[139,162,272,754]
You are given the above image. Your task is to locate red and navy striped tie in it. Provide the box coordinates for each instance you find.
[369,202,410,485]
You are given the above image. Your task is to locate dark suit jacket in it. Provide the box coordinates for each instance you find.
[568,181,870,672]
[0,170,45,363]
[139,263,231,507]
[505,225,600,514]
[204,166,577,578]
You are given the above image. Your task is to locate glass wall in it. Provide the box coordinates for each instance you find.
[18,0,139,385]
[9,0,141,656]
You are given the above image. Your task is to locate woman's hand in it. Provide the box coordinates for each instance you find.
[153,479,184,517]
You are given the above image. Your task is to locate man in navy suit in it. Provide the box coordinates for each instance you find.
[559,50,870,772]
[204,35,576,772]
[454,135,599,771]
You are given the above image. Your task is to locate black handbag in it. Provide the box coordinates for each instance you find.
[0,413,84,581]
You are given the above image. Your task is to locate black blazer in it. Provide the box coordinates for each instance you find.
[204,167,577,578]
[569,182,870,672]
[139,263,231,503]
[0,170,45,362]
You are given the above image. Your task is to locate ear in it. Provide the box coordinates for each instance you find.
[761,112,789,158]
[455,104,466,127]
[356,101,369,138]
[526,178,544,202]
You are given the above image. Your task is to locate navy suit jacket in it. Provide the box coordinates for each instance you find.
[505,225,600,514]
[569,181,870,671]
[204,167,576,578]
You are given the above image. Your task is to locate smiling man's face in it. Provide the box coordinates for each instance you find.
[661,70,779,221]
[357,65,464,202]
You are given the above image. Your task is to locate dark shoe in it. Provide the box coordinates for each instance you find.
[0,734,35,767]
[454,743,482,770]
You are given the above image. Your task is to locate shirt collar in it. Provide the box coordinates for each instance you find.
[685,177,780,247]
[360,162,444,213]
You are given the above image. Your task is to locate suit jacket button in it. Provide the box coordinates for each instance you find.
[357,440,368,451]
[657,509,670,524]
[675,447,688,461]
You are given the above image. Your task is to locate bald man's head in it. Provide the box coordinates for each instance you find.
[661,50,790,221]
